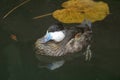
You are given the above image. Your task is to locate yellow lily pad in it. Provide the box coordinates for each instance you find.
[62,0,94,9]
[53,8,85,23]
[53,0,109,23]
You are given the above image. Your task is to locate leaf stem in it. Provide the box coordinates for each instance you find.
[33,13,52,19]
[3,0,31,19]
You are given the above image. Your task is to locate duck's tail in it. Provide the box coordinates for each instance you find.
[76,19,92,32]
[77,19,92,28]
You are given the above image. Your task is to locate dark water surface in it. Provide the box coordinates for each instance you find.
[0,0,120,80]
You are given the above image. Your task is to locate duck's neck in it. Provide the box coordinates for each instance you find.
[60,29,76,46]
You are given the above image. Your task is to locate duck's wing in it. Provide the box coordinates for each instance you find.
[65,31,92,54]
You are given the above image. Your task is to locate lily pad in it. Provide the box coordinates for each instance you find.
[53,0,109,23]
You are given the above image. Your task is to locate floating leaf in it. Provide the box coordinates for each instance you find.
[53,8,85,23]
[53,0,109,23]
[62,0,94,9]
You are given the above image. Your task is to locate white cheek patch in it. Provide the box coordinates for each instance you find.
[50,31,65,42]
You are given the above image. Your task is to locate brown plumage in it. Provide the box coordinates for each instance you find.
[35,20,92,59]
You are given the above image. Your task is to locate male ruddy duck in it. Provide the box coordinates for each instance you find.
[35,20,92,70]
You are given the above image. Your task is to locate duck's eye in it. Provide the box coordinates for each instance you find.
[48,25,58,32]
[48,23,64,32]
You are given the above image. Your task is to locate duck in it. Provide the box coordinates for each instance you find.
[35,20,92,70]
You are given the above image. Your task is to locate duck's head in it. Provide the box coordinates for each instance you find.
[41,23,66,43]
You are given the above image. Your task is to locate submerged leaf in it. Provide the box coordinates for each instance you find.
[10,34,17,41]
[53,0,109,23]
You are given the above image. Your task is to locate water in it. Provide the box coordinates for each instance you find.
[0,0,120,80]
